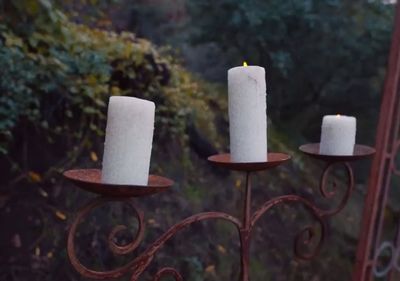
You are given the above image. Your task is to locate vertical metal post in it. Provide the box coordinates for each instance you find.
[240,172,252,281]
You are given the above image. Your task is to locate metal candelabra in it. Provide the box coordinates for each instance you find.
[63,143,375,281]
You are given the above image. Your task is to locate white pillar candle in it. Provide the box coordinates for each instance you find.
[319,115,356,155]
[101,96,155,185]
[228,64,267,162]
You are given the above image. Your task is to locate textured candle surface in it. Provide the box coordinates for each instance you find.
[102,96,155,185]
[228,65,267,162]
[320,115,356,155]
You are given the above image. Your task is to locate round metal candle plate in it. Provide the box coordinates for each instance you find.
[207,153,291,172]
[299,143,376,162]
[63,169,173,197]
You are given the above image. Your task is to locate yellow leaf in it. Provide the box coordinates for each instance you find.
[123,44,133,58]
[4,33,24,48]
[28,171,42,183]
[90,151,98,162]
[39,188,48,198]
[86,75,97,85]
[147,219,160,227]
[217,244,226,254]
[111,86,121,96]
[235,179,241,189]
[205,265,216,275]
[55,211,67,221]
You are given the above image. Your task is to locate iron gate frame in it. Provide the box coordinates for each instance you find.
[353,2,400,281]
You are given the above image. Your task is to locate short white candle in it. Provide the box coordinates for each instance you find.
[319,115,356,155]
[228,63,267,162]
[101,96,155,185]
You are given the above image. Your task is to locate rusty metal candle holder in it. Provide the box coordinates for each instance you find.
[63,143,375,281]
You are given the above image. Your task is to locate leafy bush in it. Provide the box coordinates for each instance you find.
[186,0,393,141]
[0,0,219,180]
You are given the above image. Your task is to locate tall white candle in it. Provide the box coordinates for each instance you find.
[101,96,155,185]
[228,64,267,162]
[320,115,356,155]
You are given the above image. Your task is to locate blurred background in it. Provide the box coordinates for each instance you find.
[0,0,397,280]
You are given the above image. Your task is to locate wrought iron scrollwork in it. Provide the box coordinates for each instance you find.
[67,162,355,281]
[152,267,183,281]
[68,197,241,280]
[251,194,326,261]
[318,162,354,217]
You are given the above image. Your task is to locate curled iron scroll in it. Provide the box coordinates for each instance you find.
[251,195,326,261]
[67,162,356,280]
[152,267,183,281]
[319,162,354,217]
[67,197,241,281]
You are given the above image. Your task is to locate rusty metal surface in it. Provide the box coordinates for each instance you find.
[207,152,291,171]
[352,3,400,281]
[152,268,183,281]
[67,197,241,280]
[299,143,375,162]
[66,146,373,280]
[318,162,355,217]
[63,169,174,197]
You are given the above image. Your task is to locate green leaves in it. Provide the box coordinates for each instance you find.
[187,0,394,141]
[0,0,220,175]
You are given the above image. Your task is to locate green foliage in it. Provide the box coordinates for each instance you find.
[186,0,394,141]
[0,39,38,154]
[0,0,219,177]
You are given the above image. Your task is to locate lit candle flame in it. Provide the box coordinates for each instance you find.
[336,114,341,117]
[243,61,248,67]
